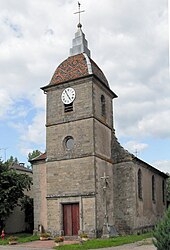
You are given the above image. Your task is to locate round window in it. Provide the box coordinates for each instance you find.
[65,137,74,150]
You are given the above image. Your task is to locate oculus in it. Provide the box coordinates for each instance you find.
[65,136,74,150]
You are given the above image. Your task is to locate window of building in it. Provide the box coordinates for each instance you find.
[64,103,73,112]
[101,95,106,117]
[152,175,155,202]
[64,136,74,150]
[162,180,165,204]
[138,169,142,200]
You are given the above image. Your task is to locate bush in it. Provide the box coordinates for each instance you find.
[8,236,18,242]
[79,233,88,238]
[54,236,64,243]
[40,233,51,239]
[153,207,170,250]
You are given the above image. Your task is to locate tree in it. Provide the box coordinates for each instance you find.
[5,156,19,166]
[0,161,32,230]
[153,207,170,250]
[28,150,41,161]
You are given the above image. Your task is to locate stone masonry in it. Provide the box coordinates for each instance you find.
[31,25,168,237]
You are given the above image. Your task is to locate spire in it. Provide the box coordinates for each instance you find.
[70,27,91,57]
[70,2,91,57]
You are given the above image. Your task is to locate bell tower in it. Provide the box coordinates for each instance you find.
[40,14,117,236]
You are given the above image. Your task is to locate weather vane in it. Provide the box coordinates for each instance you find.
[74,2,85,28]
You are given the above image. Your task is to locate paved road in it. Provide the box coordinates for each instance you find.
[91,242,156,250]
[0,240,54,250]
[0,245,156,250]
[0,247,49,250]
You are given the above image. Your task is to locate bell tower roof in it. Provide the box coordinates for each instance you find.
[46,53,110,88]
[70,26,91,58]
[41,3,117,93]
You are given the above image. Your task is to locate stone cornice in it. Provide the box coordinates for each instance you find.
[46,192,96,199]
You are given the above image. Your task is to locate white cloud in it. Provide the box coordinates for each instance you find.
[20,111,45,145]
[138,110,170,138]
[153,160,170,174]
[0,0,169,165]
[0,90,13,118]
[123,140,148,155]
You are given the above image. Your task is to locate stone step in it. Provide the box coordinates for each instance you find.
[64,235,79,241]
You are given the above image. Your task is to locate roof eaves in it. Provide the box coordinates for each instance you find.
[133,157,169,178]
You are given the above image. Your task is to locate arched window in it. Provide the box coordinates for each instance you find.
[138,169,142,200]
[101,95,106,117]
[162,180,165,204]
[152,175,155,202]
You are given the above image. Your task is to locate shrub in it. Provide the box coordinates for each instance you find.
[40,233,51,238]
[8,236,18,242]
[54,236,64,243]
[79,233,88,238]
[153,207,170,250]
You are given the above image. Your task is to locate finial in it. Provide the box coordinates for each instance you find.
[74,1,85,28]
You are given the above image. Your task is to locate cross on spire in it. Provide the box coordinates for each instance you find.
[134,149,138,157]
[74,2,85,28]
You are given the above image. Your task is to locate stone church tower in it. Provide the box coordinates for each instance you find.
[31,21,167,237]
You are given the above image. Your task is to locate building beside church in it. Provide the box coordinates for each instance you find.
[31,21,167,237]
[5,163,32,233]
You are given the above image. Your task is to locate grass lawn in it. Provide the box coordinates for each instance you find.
[54,232,153,249]
[0,233,39,245]
[0,232,152,249]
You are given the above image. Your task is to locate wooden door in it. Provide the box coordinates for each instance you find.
[63,203,80,236]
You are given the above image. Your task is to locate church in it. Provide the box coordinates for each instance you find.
[31,17,167,237]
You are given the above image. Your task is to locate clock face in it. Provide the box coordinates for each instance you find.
[61,87,76,104]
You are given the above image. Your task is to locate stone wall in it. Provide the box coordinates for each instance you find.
[95,157,114,236]
[112,137,167,235]
[5,206,26,233]
[133,160,167,233]
[94,119,112,159]
[44,75,114,236]
[46,118,94,161]
[46,78,93,127]
[46,156,96,235]
[46,157,95,196]
[113,161,136,234]
[33,161,47,231]
[92,78,114,129]
[46,196,96,236]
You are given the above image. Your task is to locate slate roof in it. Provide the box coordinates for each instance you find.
[10,163,32,173]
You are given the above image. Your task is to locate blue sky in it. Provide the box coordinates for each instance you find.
[0,0,169,173]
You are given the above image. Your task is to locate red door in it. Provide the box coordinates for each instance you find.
[63,203,80,236]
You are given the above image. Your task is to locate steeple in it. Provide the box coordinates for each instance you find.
[70,27,91,57]
[70,2,91,57]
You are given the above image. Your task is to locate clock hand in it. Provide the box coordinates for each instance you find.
[65,90,71,100]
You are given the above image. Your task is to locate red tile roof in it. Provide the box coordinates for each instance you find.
[49,53,109,87]
[29,152,46,162]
